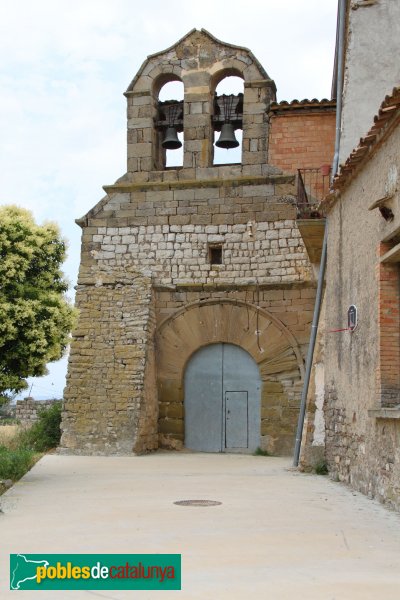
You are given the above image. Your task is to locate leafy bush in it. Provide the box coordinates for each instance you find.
[0,205,76,400]
[0,445,36,481]
[17,402,62,452]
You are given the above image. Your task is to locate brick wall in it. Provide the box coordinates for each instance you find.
[268,108,336,173]
[377,243,400,406]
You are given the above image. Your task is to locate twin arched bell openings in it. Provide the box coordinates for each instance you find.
[154,70,245,169]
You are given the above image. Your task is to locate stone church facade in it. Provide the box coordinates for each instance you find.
[60,30,335,456]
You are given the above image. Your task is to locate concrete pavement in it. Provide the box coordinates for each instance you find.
[1,452,400,599]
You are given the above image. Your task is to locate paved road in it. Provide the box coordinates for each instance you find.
[1,452,400,599]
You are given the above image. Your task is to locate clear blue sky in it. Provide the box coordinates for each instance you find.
[0,0,338,399]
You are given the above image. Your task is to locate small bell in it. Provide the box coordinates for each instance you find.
[215,123,239,149]
[162,127,182,150]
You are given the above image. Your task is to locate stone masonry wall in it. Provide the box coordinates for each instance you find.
[325,382,400,511]
[61,270,158,455]
[79,175,312,288]
[16,398,60,425]
[63,175,313,455]
[62,30,332,455]
[124,29,276,173]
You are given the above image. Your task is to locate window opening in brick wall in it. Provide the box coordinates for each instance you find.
[158,81,184,168]
[209,244,223,265]
[377,241,400,406]
[213,76,243,166]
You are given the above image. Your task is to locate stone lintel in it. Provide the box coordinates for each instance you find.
[368,407,400,419]
[154,281,317,292]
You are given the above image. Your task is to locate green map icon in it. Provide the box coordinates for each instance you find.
[10,554,49,590]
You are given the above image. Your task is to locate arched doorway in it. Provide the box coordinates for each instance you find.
[184,343,261,453]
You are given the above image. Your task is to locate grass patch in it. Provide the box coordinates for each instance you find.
[0,417,19,426]
[314,460,329,475]
[253,447,271,457]
[0,403,61,490]
[0,445,37,481]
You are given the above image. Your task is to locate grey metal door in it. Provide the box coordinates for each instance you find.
[184,343,261,452]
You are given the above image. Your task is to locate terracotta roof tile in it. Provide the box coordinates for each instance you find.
[269,98,336,112]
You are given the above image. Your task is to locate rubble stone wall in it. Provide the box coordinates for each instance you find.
[79,176,311,288]
[16,398,60,425]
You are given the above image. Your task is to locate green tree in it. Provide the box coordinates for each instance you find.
[0,206,76,403]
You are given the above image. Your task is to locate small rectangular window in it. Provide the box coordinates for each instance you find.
[209,244,223,265]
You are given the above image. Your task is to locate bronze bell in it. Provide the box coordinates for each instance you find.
[215,123,239,149]
[162,126,182,150]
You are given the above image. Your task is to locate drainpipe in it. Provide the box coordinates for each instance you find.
[292,224,327,467]
[332,0,347,179]
[293,0,346,467]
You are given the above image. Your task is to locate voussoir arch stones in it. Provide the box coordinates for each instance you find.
[156,299,304,383]
[126,28,272,95]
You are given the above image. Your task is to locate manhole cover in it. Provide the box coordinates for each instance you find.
[173,499,222,507]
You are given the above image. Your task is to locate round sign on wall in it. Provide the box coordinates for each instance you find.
[348,305,358,332]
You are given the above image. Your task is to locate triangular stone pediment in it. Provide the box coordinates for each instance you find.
[126,28,270,93]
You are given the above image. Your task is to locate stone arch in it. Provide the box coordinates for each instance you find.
[209,59,267,88]
[156,299,304,454]
[151,68,184,96]
[210,67,245,92]
[153,72,184,99]
[157,299,304,377]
